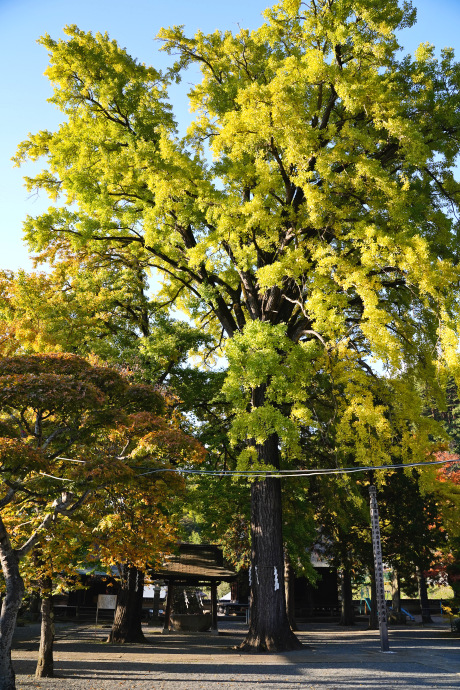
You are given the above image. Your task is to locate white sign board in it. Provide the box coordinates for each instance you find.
[97,594,117,610]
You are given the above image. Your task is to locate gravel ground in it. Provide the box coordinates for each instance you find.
[11,616,460,690]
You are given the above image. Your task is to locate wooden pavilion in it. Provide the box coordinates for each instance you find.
[149,543,236,633]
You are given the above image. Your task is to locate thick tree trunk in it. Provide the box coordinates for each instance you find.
[284,551,298,631]
[418,569,432,624]
[339,567,355,626]
[239,433,302,651]
[0,517,25,690]
[35,577,54,678]
[107,565,146,643]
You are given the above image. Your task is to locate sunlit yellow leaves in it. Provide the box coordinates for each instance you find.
[223,321,321,458]
[91,507,178,570]
[11,0,460,479]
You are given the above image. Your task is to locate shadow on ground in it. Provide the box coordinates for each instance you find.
[12,619,460,690]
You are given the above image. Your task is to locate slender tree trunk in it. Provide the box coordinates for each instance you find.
[151,585,160,619]
[210,581,218,631]
[239,431,302,651]
[284,551,298,631]
[0,517,25,690]
[368,571,378,630]
[418,569,432,624]
[35,576,54,678]
[162,580,173,633]
[391,569,401,614]
[107,565,146,643]
[339,566,355,626]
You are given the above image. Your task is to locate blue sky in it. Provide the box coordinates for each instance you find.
[1,0,459,272]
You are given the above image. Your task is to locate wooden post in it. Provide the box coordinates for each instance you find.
[163,580,173,634]
[210,581,218,632]
[369,485,390,652]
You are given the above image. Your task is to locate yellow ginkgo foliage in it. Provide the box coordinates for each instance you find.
[13,0,460,651]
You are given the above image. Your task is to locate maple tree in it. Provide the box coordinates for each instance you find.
[0,354,202,688]
[14,0,460,650]
[89,411,204,644]
[11,513,97,678]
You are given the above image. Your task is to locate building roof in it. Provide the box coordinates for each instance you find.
[149,543,236,584]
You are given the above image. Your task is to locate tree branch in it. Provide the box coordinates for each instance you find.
[15,490,92,561]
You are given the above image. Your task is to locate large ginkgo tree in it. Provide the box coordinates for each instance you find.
[14,0,460,650]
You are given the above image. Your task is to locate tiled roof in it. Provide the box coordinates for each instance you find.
[149,543,236,582]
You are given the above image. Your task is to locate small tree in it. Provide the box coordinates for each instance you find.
[0,354,199,688]
[87,413,205,643]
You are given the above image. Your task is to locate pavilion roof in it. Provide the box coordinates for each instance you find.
[149,543,236,583]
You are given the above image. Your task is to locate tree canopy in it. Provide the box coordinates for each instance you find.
[0,353,204,687]
[14,1,460,462]
[12,0,460,650]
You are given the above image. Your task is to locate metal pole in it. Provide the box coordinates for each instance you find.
[369,485,390,652]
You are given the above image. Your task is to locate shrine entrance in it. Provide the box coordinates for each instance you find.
[149,543,236,633]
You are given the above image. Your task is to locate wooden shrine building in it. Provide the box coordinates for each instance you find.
[149,543,236,633]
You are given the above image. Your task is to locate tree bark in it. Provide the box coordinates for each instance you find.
[0,516,25,690]
[418,569,432,624]
[35,577,54,678]
[284,551,298,631]
[107,565,146,643]
[239,433,302,651]
[368,571,378,630]
[391,569,401,613]
[339,567,355,626]
[151,585,161,619]
[210,581,218,631]
[163,580,173,633]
